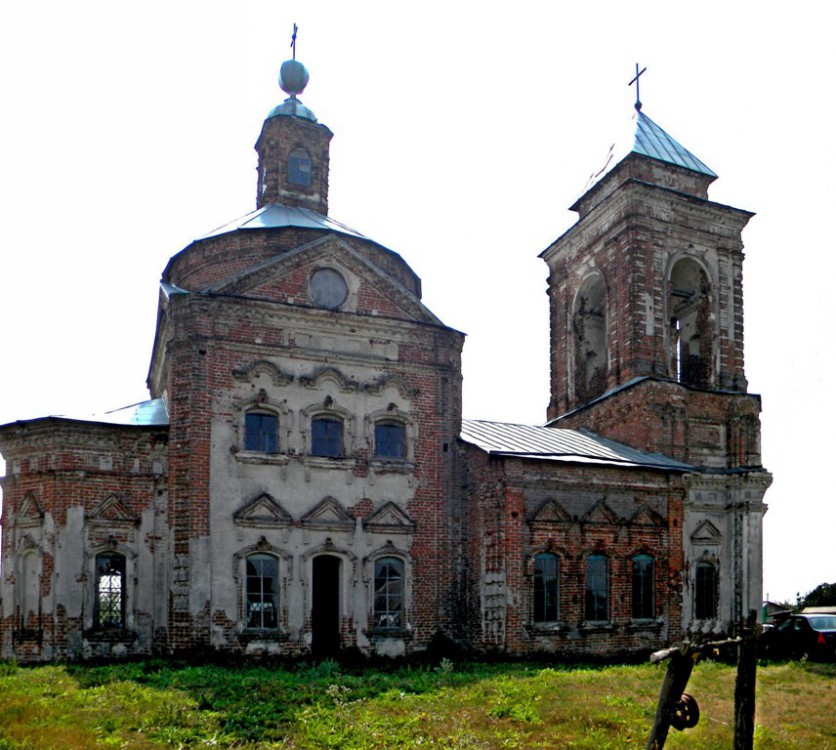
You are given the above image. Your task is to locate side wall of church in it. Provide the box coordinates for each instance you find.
[0,421,168,661]
[463,447,685,657]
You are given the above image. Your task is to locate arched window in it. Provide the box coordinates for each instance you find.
[95,553,126,628]
[374,421,406,459]
[533,553,559,623]
[245,553,279,629]
[572,274,608,404]
[373,557,404,630]
[695,561,718,620]
[245,411,278,453]
[668,258,713,388]
[312,416,344,457]
[21,551,41,623]
[288,148,312,186]
[585,554,609,622]
[632,554,655,620]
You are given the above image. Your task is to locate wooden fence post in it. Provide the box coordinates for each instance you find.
[733,609,758,750]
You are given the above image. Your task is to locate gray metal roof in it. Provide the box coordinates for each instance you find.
[461,419,691,471]
[633,111,716,177]
[198,204,369,241]
[56,399,169,427]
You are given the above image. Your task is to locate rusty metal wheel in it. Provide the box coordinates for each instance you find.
[670,692,700,730]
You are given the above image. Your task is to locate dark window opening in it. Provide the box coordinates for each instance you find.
[572,275,608,404]
[374,421,406,459]
[288,148,312,186]
[312,417,343,458]
[632,554,655,619]
[95,553,126,628]
[585,555,609,622]
[669,259,713,388]
[695,561,718,619]
[245,412,278,453]
[373,557,404,630]
[246,553,278,629]
[534,553,559,623]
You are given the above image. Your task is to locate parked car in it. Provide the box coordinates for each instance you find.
[760,613,836,661]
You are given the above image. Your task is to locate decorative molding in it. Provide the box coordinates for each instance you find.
[233,493,293,528]
[232,359,294,386]
[528,499,572,525]
[301,496,354,532]
[299,366,359,393]
[581,499,620,525]
[628,505,665,527]
[363,374,419,398]
[364,502,416,535]
[16,493,44,526]
[690,519,722,546]
[87,494,138,527]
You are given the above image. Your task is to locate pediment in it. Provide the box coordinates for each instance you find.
[364,502,416,534]
[88,494,138,526]
[299,366,359,393]
[301,496,354,531]
[201,236,442,326]
[363,374,419,398]
[529,499,572,525]
[629,505,665,527]
[691,519,722,545]
[232,360,294,387]
[16,493,44,525]
[582,499,620,525]
[233,493,292,528]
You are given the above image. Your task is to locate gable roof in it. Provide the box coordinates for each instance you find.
[461,419,691,471]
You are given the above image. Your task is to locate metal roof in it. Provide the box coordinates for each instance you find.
[55,399,169,427]
[198,204,369,241]
[461,419,691,471]
[633,111,716,177]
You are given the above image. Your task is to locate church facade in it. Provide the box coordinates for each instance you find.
[0,55,770,661]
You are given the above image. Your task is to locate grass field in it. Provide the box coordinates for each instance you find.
[0,657,834,749]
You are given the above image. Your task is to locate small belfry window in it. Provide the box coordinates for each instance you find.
[533,553,559,623]
[95,553,126,628]
[373,557,404,630]
[246,554,278,629]
[585,554,609,622]
[312,416,343,457]
[374,421,406,459]
[632,554,655,620]
[695,561,718,620]
[245,411,278,453]
[288,148,312,186]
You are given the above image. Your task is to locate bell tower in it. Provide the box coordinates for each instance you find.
[542,106,761,471]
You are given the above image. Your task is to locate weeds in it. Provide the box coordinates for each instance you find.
[0,659,833,748]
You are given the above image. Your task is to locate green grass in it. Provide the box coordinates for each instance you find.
[0,657,833,748]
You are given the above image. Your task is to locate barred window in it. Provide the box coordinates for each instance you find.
[245,411,278,453]
[95,553,125,628]
[246,554,279,629]
[374,421,406,459]
[533,553,559,623]
[632,554,655,619]
[312,417,343,458]
[373,557,404,630]
[585,554,609,622]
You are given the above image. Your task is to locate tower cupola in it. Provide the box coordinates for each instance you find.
[255,31,333,214]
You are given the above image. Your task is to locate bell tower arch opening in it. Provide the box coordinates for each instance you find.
[668,257,714,388]
[571,273,608,404]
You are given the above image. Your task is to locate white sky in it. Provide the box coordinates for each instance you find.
[0,2,833,605]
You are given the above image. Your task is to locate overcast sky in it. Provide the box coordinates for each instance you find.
[1,1,833,604]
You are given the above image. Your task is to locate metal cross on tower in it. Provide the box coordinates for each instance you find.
[629,63,647,111]
[290,23,298,60]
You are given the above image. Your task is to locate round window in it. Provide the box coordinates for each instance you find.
[309,268,348,310]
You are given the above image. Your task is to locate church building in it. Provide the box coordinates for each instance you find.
[0,51,771,661]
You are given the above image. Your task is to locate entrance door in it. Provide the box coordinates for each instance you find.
[311,555,341,656]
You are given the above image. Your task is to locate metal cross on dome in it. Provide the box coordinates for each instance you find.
[290,23,298,60]
[629,63,647,111]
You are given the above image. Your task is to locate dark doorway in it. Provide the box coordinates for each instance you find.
[312,554,341,656]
